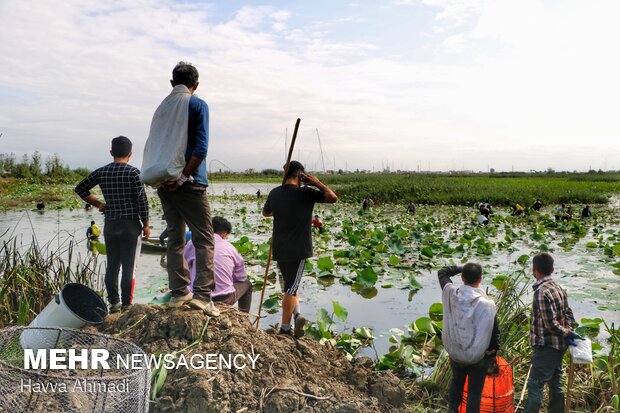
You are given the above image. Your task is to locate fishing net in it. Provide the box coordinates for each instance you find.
[0,326,150,413]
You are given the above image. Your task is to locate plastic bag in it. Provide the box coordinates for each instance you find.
[569,337,593,364]
[141,85,191,187]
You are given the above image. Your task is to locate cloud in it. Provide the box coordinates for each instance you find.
[0,0,619,173]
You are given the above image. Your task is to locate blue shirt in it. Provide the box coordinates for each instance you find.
[186,95,209,186]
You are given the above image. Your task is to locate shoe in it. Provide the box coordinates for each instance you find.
[169,292,193,308]
[110,302,122,313]
[294,315,306,339]
[188,298,221,317]
[278,327,293,337]
[121,304,132,312]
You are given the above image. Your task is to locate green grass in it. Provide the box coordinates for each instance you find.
[0,178,81,210]
[320,173,620,205]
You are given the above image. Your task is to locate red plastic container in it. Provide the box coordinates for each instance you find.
[459,356,515,413]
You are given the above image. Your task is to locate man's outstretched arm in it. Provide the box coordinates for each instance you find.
[438,266,463,290]
[304,174,338,203]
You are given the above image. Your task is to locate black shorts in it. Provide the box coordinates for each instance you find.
[277,260,305,295]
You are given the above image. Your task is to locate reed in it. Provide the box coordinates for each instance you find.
[0,235,103,328]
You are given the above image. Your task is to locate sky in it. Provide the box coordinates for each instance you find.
[0,0,619,173]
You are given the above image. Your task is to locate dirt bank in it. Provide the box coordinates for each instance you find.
[98,304,407,413]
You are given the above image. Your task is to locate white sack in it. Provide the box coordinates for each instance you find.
[141,85,191,187]
[442,284,496,365]
[569,337,593,364]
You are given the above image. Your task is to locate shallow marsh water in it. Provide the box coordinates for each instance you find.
[1,183,619,355]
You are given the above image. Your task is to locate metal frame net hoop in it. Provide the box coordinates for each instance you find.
[0,326,151,413]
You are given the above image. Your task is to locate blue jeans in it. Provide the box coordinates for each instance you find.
[524,346,566,413]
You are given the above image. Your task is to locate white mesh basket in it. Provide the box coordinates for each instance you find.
[0,326,150,413]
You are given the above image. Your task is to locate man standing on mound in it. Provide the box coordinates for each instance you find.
[75,136,150,312]
[263,161,338,337]
[148,62,219,317]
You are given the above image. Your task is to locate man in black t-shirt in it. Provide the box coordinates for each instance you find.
[263,161,338,338]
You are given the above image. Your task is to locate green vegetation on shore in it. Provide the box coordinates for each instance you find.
[0,151,90,209]
[3,151,620,208]
[0,178,83,209]
[320,173,620,205]
[208,170,281,183]
[4,172,620,210]
[0,151,89,182]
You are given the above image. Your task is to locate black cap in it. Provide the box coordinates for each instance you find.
[111,136,132,157]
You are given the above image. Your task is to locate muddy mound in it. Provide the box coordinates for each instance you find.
[98,304,406,413]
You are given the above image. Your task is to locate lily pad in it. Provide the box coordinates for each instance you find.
[355,267,378,288]
[389,255,400,266]
[317,256,335,272]
[429,303,443,321]
[332,300,348,322]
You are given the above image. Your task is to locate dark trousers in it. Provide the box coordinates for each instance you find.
[159,227,169,245]
[158,183,215,301]
[448,357,488,413]
[212,280,253,313]
[524,346,566,413]
[103,220,141,306]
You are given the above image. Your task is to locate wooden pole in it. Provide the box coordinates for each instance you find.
[565,359,575,412]
[254,118,301,329]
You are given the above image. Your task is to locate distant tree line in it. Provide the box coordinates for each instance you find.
[0,151,90,182]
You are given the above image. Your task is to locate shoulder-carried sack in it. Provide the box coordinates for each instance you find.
[141,85,191,187]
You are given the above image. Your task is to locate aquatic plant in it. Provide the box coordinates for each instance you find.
[0,236,103,327]
[304,300,375,359]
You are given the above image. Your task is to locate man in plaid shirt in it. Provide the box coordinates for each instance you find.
[524,252,582,413]
[75,136,150,313]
